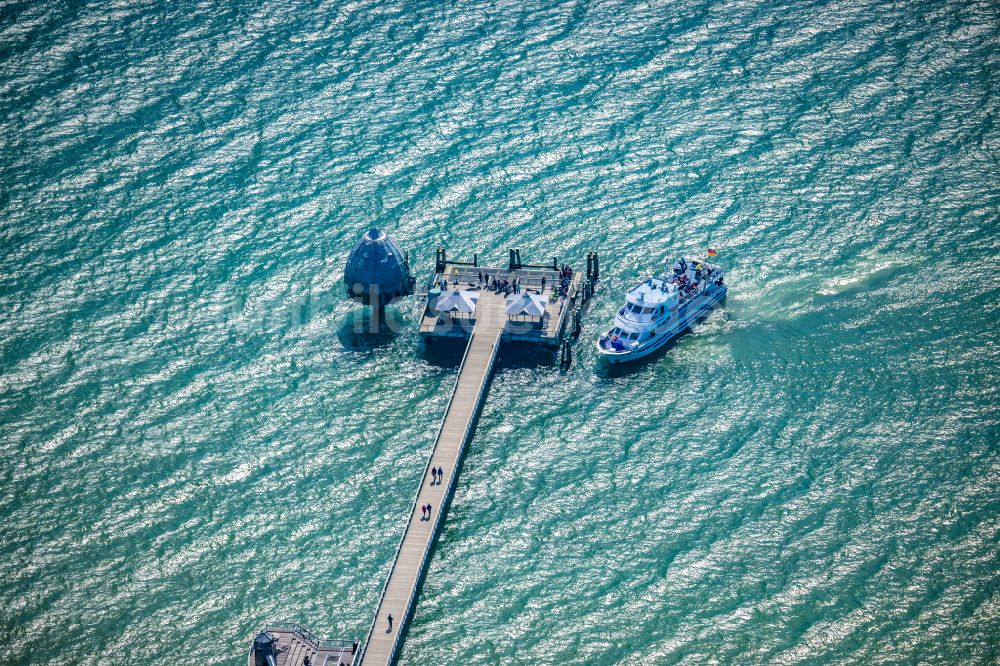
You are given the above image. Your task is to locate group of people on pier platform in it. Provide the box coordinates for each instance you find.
[433,264,576,299]
[474,271,521,296]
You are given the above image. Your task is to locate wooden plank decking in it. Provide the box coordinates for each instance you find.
[357,293,507,666]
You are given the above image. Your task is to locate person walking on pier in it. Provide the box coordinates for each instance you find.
[426,502,432,519]
[387,614,393,633]
[430,468,437,484]
[437,466,444,484]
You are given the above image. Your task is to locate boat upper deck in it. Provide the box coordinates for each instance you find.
[625,277,678,306]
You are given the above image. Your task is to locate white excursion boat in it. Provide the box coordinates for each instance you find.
[596,254,727,363]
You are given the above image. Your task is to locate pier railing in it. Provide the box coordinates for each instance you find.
[357,327,503,665]
[550,272,582,338]
[259,621,357,649]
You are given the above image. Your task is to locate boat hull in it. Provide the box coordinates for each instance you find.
[597,285,726,363]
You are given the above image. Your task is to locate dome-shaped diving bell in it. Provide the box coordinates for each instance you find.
[344,227,415,307]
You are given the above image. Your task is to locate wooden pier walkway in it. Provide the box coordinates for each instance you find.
[357,294,507,666]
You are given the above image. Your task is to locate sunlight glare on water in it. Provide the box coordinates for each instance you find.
[0,0,998,664]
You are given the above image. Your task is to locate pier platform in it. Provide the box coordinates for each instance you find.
[249,622,358,666]
[419,265,583,345]
[357,295,506,665]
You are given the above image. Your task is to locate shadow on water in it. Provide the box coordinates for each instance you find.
[418,336,467,368]
[418,337,559,370]
[496,342,558,370]
[335,306,406,351]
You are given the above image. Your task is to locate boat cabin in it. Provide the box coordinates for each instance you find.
[622,277,679,322]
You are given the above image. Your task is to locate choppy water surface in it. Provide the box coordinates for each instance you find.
[1,0,998,663]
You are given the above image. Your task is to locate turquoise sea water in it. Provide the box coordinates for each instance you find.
[1,0,999,664]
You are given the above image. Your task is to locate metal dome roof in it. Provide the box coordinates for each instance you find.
[344,227,414,306]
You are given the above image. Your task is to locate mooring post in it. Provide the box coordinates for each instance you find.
[560,336,572,369]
